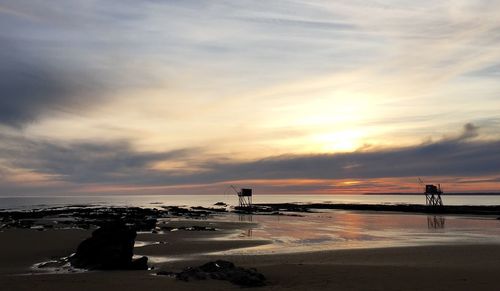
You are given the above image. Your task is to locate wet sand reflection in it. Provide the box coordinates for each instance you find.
[427,216,446,229]
[220,210,500,254]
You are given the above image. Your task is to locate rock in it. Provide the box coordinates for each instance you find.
[157,270,176,277]
[130,256,149,270]
[69,221,148,270]
[192,206,227,213]
[199,260,235,272]
[177,267,208,281]
[30,225,45,231]
[228,268,266,287]
[172,260,266,287]
[214,202,227,206]
[37,260,66,269]
[185,226,216,231]
[125,217,157,231]
[159,225,216,232]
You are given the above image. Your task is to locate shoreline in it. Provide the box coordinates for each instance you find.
[2,204,500,290]
[3,200,500,218]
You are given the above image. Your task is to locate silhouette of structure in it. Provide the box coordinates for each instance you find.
[419,178,444,207]
[230,185,253,208]
[425,184,443,207]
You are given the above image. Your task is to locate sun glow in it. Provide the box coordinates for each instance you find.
[313,130,365,152]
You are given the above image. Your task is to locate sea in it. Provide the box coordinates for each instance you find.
[2,194,500,253]
[1,194,500,211]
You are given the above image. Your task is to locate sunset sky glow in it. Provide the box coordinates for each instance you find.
[1,0,500,195]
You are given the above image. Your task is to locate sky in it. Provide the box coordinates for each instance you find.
[0,0,499,196]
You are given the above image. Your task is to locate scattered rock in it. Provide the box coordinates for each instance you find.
[160,225,216,232]
[192,206,227,213]
[69,221,148,270]
[158,260,266,287]
[156,270,176,277]
[30,225,45,231]
[0,205,231,231]
[37,260,67,269]
[129,256,149,270]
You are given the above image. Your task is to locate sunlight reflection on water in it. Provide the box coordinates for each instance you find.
[213,211,500,254]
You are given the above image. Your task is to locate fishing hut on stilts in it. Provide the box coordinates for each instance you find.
[419,178,444,207]
[230,185,253,210]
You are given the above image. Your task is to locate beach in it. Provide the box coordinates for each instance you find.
[1,227,500,290]
[1,204,500,291]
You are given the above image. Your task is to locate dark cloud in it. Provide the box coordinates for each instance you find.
[0,133,200,185]
[1,123,499,193]
[194,125,495,183]
[193,135,499,183]
[0,38,105,127]
[457,122,479,140]
[0,1,162,128]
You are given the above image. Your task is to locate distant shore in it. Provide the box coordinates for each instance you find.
[363,192,500,195]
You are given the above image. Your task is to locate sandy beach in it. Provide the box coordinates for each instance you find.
[1,216,500,291]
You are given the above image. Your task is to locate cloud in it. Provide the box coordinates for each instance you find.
[217,138,500,180]
[0,1,163,128]
[458,123,480,140]
[1,1,500,194]
[1,123,499,194]
[0,133,201,185]
[0,40,98,127]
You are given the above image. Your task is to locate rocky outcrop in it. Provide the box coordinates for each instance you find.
[69,222,148,270]
[158,260,266,287]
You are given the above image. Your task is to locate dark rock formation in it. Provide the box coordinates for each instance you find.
[129,255,149,270]
[159,225,216,232]
[158,260,266,287]
[192,206,227,212]
[0,206,230,231]
[69,221,148,270]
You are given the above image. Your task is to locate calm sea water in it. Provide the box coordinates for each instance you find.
[1,194,500,211]
[2,194,500,253]
[214,210,500,254]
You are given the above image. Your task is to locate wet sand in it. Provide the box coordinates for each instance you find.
[1,224,500,290]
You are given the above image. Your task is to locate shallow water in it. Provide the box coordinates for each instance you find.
[3,194,500,256]
[213,211,500,254]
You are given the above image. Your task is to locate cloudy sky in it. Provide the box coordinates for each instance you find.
[1,0,499,196]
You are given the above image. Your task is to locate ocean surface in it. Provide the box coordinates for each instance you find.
[1,194,500,210]
[213,210,500,254]
[2,194,500,254]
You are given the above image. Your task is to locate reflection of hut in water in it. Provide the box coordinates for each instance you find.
[427,216,446,229]
[238,214,253,222]
[238,214,253,237]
